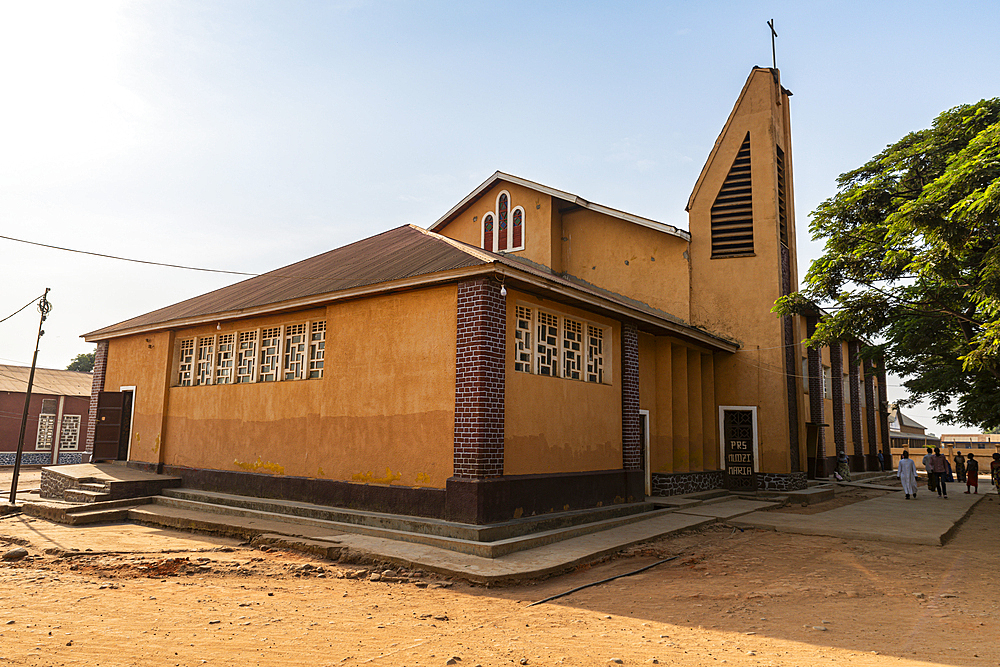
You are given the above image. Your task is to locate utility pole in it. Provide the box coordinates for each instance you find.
[8,289,51,504]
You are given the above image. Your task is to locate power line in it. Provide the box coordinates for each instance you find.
[0,234,257,277]
[0,293,46,325]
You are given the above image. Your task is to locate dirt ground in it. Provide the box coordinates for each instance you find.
[1,485,998,667]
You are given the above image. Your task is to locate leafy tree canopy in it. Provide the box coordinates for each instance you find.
[775,98,1000,429]
[67,351,95,373]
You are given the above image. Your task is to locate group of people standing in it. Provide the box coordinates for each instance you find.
[897,446,1000,499]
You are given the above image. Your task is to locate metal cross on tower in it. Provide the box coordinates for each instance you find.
[767,19,777,69]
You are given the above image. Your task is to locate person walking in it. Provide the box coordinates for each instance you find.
[954,451,966,487]
[991,453,1000,495]
[930,447,948,498]
[922,447,936,494]
[898,450,918,499]
[965,453,979,494]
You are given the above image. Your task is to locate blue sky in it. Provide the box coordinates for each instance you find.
[1,1,997,432]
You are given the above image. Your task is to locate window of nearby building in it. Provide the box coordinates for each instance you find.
[515,304,609,384]
[481,190,526,253]
[823,366,832,399]
[36,415,55,450]
[59,414,81,450]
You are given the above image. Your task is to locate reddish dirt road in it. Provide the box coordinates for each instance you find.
[1,492,997,667]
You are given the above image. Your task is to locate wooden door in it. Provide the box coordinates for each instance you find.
[93,391,128,461]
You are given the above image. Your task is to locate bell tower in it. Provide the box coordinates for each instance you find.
[686,66,804,474]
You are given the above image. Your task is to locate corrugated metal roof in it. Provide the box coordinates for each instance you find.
[84,225,489,338]
[82,223,738,352]
[0,365,93,397]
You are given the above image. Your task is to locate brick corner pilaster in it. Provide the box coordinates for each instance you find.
[621,322,640,471]
[453,279,506,479]
[84,340,109,457]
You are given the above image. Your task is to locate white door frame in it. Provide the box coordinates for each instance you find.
[639,409,651,496]
[119,385,136,461]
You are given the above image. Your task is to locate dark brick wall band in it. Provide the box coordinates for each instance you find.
[85,340,109,460]
[830,341,846,457]
[848,342,864,461]
[621,323,641,471]
[453,279,505,479]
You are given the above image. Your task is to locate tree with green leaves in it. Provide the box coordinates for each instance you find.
[775,98,1000,429]
[67,351,95,373]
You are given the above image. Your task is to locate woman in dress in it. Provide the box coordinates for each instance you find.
[954,451,966,487]
[965,453,979,494]
[991,453,1000,495]
[898,450,918,500]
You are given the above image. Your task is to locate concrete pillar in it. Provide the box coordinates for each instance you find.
[687,349,703,471]
[701,353,717,470]
[671,344,690,472]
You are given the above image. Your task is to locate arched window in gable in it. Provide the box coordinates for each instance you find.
[497,193,509,251]
[512,206,524,250]
[482,213,494,252]
[480,190,525,252]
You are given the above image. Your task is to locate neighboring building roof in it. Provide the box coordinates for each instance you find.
[429,171,690,241]
[0,365,92,397]
[83,224,739,353]
[888,403,928,432]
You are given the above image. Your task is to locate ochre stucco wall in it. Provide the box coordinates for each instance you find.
[504,290,622,475]
[560,210,691,321]
[104,331,174,465]
[435,182,555,268]
[112,288,458,489]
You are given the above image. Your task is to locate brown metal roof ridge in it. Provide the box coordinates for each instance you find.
[430,171,690,241]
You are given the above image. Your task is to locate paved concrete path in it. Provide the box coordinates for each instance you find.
[730,489,987,546]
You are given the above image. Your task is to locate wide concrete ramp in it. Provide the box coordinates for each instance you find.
[731,490,985,546]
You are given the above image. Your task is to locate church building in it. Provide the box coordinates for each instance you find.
[82,67,892,524]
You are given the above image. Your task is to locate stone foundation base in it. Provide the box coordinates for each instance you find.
[755,471,808,492]
[650,470,725,496]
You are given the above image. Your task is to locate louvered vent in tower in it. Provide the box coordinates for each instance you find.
[777,144,788,249]
[711,133,753,258]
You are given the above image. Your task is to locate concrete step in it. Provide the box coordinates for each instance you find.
[77,482,109,492]
[21,497,153,524]
[141,495,682,558]
[160,488,661,542]
[63,489,112,503]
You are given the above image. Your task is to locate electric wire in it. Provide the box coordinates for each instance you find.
[0,234,257,276]
[0,293,46,325]
[526,556,679,607]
